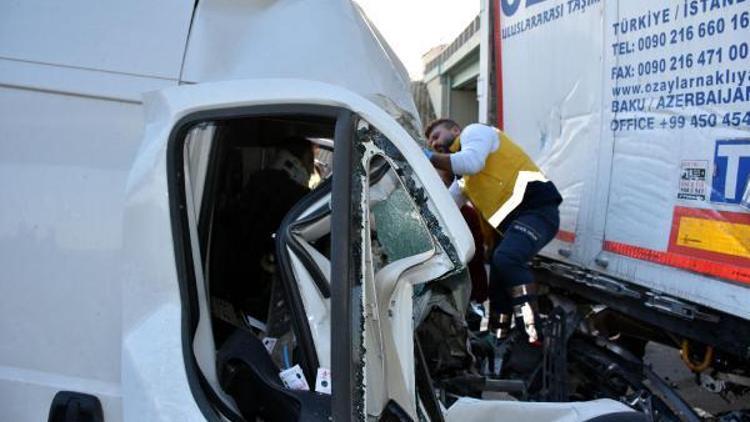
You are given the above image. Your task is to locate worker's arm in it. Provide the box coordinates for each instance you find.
[447,124,500,176]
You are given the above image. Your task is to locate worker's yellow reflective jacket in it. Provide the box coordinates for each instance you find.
[450,129,549,229]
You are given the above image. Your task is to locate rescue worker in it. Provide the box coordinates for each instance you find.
[424,119,562,346]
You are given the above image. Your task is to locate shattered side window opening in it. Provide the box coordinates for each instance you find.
[355,123,462,271]
[367,154,434,273]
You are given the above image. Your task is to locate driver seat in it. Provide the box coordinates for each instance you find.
[217,330,331,421]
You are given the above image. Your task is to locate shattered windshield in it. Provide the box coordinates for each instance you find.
[368,158,433,271]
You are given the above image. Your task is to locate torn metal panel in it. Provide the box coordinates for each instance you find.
[351,137,368,421]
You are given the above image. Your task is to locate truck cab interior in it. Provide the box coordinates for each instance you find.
[196,116,334,347]
[181,113,338,420]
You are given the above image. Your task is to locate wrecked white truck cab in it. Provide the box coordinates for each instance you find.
[126,79,475,420]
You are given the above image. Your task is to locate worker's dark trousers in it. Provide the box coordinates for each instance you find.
[488,204,560,317]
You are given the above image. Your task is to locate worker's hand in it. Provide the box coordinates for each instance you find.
[425,150,453,173]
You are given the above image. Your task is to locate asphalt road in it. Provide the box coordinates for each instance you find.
[644,342,748,417]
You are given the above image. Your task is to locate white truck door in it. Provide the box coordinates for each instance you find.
[330,116,474,420]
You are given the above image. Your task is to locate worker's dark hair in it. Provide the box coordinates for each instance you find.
[424,118,460,138]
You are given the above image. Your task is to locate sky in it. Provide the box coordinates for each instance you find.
[354,0,480,80]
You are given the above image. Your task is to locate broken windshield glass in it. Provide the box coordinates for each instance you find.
[368,159,433,272]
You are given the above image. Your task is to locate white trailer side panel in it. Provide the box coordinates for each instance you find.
[495,0,750,320]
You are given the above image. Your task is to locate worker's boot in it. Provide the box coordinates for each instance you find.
[505,283,544,377]
[488,312,512,342]
[485,311,512,377]
[509,283,541,344]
